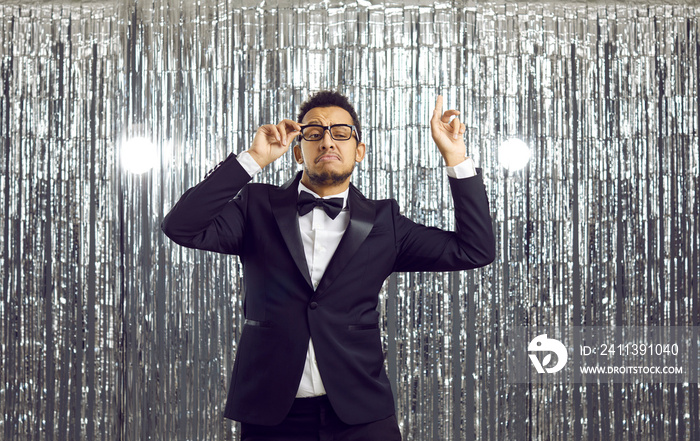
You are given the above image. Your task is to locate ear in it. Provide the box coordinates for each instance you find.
[354,142,366,163]
[293,144,304,164]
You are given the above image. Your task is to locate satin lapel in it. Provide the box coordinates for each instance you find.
[270,172,313,289]
[315,184,376,294]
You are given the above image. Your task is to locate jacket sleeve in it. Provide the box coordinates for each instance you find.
[392,170,495,272]
[161,153,252,255]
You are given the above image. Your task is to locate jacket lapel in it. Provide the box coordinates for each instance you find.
[315,183,375,294]
[271,175,376,293]
[270,172,314,289]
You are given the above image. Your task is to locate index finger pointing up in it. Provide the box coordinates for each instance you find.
[433,95,444,121]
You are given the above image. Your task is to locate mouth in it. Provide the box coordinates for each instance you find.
[315,154,341,163]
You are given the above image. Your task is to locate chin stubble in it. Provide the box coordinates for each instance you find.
[304,163,355,187]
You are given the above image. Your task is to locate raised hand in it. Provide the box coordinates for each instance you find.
[247,119,302,168]
[430,95,467,167]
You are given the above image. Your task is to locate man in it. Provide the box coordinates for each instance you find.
[161,90,495,440]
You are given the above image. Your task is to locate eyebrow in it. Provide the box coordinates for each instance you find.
[304,121,351,126]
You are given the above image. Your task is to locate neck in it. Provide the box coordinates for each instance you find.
[300,173,351,197]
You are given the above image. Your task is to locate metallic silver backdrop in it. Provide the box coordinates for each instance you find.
[1,1,699,440]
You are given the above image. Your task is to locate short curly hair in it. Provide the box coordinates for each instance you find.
[297,90,362,142]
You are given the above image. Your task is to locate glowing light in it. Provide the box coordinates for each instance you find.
[121,137,158,174]
[499,138,530,172]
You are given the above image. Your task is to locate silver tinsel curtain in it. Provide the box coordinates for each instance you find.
[1,1,699,440]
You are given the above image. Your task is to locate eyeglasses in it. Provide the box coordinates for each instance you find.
[298,124,360,142]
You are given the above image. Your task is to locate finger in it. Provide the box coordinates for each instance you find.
[284,119,302,139]
[266,124,281,144]
[277,121,288,146]
[460,123,466,135]
[283,119,302,145]
[441,109,460,124]
[285,119,302,131]
[280,119,300,130]
[451,117,460,139]
[432,95,443,123]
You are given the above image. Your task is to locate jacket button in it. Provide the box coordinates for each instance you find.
[309,302,318,310]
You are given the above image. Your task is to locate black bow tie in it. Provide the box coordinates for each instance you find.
[297,191,344,219]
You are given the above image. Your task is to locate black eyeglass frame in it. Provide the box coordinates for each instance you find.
[297,124,361,143]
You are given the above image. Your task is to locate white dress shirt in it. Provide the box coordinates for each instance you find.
[294,182,349,396]
[236,151,477,397]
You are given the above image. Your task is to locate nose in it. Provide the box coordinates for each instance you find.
[319,129,336,150]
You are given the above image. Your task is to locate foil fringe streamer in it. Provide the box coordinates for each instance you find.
[1,1,698,440]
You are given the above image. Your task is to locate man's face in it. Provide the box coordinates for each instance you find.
[293,106,366,191]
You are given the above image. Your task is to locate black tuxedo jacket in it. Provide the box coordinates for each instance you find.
[161,153,495,425]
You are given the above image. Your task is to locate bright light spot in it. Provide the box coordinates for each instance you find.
[499,138,530,172]
[121,137,158,174]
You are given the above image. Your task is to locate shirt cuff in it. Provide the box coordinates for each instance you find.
[237,151,262,177]
[446,157,477,179]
